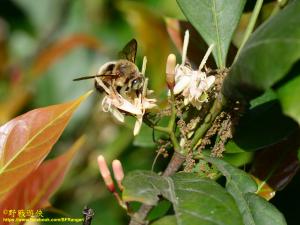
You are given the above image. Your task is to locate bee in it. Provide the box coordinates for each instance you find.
[73,39,144,97]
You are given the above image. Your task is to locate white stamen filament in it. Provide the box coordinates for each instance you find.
[142,56,147,76]
[199,44,215,71]
[181,30,189,65]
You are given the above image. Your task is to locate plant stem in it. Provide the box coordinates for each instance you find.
[129,91,185,225]
[234,0,264,62]
[190,95,225,149]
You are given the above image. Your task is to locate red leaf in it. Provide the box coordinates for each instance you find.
[0,91,92,200]
[0,136,85,225]
[251,131,300,195]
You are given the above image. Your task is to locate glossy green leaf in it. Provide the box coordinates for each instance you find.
[277,75,300,124]
[244,193,286,225]
[177,0,246,67]
[206,157,287,225]
[147,200,171,221]
[223,0,300,100]
[232,100,297,151]
[123,171,243,225]
[223,152,254,167]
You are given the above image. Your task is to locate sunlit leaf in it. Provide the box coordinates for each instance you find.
[177,0,246,68]
[151,215,177,225]
[277,75,300,124]
[0,91,92,200]
[0,137,85,224]
[206,157,287,225]
[223,0,300,100]
[123,171,243,225]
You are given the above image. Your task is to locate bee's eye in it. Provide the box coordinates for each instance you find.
[132,78,142,90]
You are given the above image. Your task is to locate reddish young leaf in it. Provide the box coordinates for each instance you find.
[0,136,85,225]
[251,131,300,194]
[0,91,92,201]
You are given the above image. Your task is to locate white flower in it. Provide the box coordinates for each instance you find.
[173,30,215,109]
[97,58,156,136]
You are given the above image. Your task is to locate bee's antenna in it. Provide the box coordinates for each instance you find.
[73,74,119,81]
[73,75,102,81]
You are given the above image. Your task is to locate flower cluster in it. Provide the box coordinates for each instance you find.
[98,57,156,136]
[172,31,215,109]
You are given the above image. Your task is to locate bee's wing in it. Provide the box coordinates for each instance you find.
[118,39,137,63]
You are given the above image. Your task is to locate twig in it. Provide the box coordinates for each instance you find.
[82,206,94,225]
[190,95,225,149]
[129,151,185,225]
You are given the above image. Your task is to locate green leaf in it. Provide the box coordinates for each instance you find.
[151,216,177,225]
[223,152,254,167]
[123,171,243,225]
[206,157,287,225]
[147,200,171,221]
[177,0,246,68]
[223,0,300,100]
[134,124,155,148]
[172,173,243,225]
[277,75,300,124]
[244,193,286,225]
[232,100,297,151]
[225,141,246,154]
[122,171,172,205]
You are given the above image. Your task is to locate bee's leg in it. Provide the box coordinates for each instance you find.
[119,85,128,98]
[94,80,104,93]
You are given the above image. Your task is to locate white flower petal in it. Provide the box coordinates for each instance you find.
[205,76,216,90]
[133,116,143,136]
[174,76,190,95]
[117,97,143,115]
[111,107,125,123]
[102,96,112,112]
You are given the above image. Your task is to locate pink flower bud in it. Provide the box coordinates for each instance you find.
[166,54,176,90]
[112,159,125,190]
[97,155,115,192]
